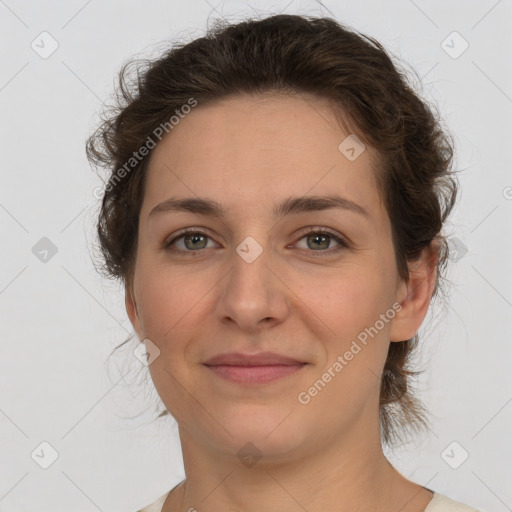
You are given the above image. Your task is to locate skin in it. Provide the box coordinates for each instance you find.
[126,92,438,512]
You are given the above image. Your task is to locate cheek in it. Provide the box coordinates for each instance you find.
[300,267,396,397]
[296,273,394,419]
[297,264,393,335]
[136,267,206,421]
[134,259,209,342]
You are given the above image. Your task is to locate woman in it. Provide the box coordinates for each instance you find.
[87,13,481,512]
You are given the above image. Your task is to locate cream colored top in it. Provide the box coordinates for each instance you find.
[137,487,481,512]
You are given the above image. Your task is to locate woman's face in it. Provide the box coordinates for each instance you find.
[126,93,419,460]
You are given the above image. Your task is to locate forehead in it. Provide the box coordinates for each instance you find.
[142,93,384,221]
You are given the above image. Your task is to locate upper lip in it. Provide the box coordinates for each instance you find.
[203,351,306,366]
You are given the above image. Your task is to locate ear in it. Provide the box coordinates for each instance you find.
[125,284,144,342]
[389,243,438,343]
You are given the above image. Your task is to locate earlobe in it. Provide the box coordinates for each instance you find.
[389,244,438,343]
[125,286,144,341]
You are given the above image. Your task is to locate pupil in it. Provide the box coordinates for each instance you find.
[186,234,206,249]
[310,234,328,250]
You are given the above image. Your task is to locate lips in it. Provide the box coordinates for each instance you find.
[203,351,305,366]
[203,351,307,384]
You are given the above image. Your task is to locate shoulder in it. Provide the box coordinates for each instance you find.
[426,492,482,512]
[136,490,171,512]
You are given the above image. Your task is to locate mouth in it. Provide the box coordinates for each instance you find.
[203,351,308,385]
[204,363,307,384]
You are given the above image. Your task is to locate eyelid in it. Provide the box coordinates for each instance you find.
[163,226,218,249]
[293,225,346,241]
[290,226,349,253]
[163,226,349,254]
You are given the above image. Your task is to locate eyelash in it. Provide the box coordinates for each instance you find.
[163,227,349,256]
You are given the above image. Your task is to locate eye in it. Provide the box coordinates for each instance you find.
[292,228,349,255]
[163,229,218,252]
[162,227,349,255]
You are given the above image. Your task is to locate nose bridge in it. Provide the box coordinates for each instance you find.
[216,234,288,329]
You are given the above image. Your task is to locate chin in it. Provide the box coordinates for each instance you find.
[204,406,308,462]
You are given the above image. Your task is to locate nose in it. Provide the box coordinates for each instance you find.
[214,245,289,333]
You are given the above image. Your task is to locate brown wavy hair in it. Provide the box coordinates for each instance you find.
[86,13,458,445]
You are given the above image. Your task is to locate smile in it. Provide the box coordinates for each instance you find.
[204,363,307,384]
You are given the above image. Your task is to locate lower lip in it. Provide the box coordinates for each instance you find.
[204,364,306,384]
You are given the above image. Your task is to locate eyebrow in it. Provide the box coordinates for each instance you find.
[148,195,371,220]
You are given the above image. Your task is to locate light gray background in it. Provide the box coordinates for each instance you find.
[1,0,511,511]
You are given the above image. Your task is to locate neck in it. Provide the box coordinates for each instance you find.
[163,413,433,512]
